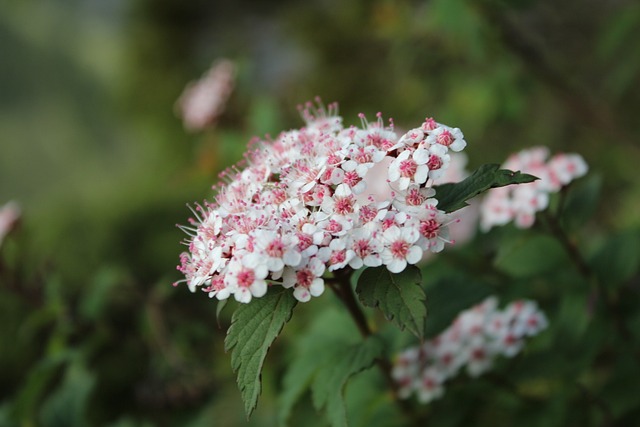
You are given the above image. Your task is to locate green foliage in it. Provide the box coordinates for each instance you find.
[494,234,568,278]
[279,308,388,427]
[224,288,297,418]
[311,336,384,427]
[434,164,537,213]
[421,271,493,338]
[559,174,602,231]
[590,229,640,287]
[2,0,640,425]
[39,362,95,427]
[356,266,426,338]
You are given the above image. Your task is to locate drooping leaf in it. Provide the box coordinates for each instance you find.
[224,287,297,418]
[216,299,228,326]
[279,308,359,427]
[434,163,537,213]
[311,336,384,427]
[356,265,426,338]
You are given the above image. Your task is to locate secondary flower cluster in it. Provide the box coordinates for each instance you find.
[480,146,588,230]
[176,101,466,303]
[392,297,548,404]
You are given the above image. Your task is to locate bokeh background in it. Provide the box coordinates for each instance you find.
[1,0,639,426]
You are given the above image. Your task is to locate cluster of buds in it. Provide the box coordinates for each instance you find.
[176,100,467,303]
[392,297,548,404]
[480,146,588,230]
[176,59,236,132]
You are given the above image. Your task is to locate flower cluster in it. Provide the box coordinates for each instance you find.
[392,297,548,404]
[176,100,467,303]
[480,146,588,230]
[176,59,236,132]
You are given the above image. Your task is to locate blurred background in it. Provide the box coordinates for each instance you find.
[1,0,639,426]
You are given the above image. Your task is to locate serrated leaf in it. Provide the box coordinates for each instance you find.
[224,287,297,418]
[356,265,426,338]
[311,336,384,427]
[434,163,538,213]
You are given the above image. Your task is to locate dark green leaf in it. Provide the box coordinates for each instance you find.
[559,174,602,231]
[422,274,493,337]
[311,336,384,427]
[590,230,640,287]
[224,287,297,417]
[356,266,426,338]
[39,362,95,427]
[494,235,568,278]
[216,299,228,326]
[434,163,537,213]
[278,308,359,427]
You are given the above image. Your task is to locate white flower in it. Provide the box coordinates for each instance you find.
[388,150,430,191]
[425,126,466,152]
[283,256,326,302]
[381,226,423,273]
[224,256,269,303]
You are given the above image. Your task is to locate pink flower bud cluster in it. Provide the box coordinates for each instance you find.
[0,201,21,247]
[480,147,588,230]
[392,297,547,404]
[176,100,467,303]
[176,59,236,132]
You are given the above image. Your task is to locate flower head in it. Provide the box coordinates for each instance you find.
[176,101,468,303]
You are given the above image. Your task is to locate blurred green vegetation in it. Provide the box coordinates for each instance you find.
[1,0,639,426]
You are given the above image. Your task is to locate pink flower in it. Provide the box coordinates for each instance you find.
[0,201,21,247]
[176,59,236,132]
[392,297,548,403]
[480,147,588,231]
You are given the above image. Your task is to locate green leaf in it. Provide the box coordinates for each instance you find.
[434,163,537,213]
[494,234,568,278]
[39,361,95,427]
[216,299,228,326]
[279,307,359,427]
[422,273,492,337]
[311,336,384,427]
[559,174,602,231]
[224,287,297,418]
[356,265,426,338]
[590,230,640,287]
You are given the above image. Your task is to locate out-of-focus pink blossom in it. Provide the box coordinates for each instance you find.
[392,297,547,404]
[480,147,588,231]
[176,59,236,132]
[0,201,21,247]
